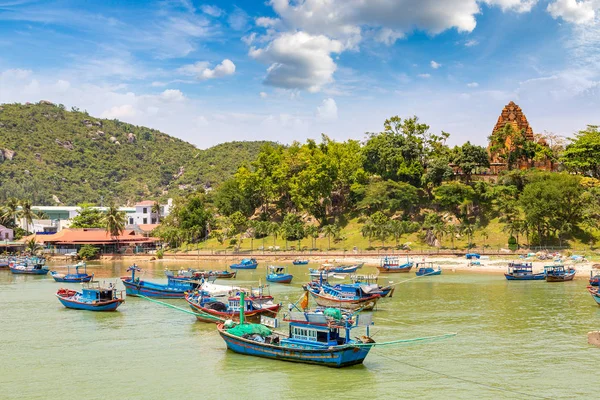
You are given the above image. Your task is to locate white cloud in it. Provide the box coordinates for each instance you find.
[101,104,137,119]
[260,92,268,98]
[200,4,223,17]
[316,98,338,121]
[196,116,209,126]
[465,39,479,47]
[54,80,71,92]
[547,0,596,24]
[249,31,344,92]
[228,7,249,31]
[482,0,538,12]
[242,32,257,45]
[160,89,185,102]
[1,68,32,80]
[431,60,442,69]
[177,59,236,80]
[418,73,431,78]
[467,82,479,87]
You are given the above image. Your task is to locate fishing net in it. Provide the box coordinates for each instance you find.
[227,323,272,337]
[323,308,342,320]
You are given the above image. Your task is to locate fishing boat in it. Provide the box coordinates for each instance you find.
[186,291,280,323]
[587,286,600,306]
[376,256,413,273]
[415,262,442,276]
[0,258,9,269]
[51,262,93,283]
[164,268,236,280]
[9,257,49,275]
[544,265,576,282]
[230,258,258,270]
[56,282,124,311]
[120,265,201,298]
[350,274,395,298]
[504,262,545,281]
[589,271,600,287]
[303,280,380,311]
[266,265,293,284]
[216,294,375,368]
[466,253,481,260]
[292,259,309,265]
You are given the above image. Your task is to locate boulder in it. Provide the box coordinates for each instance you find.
[109,136,117,143]
[52,195,61,204]
[94,121,102,127]
[127,133,136,143]
[55,139,74,150]
[96,130,105,136]
[39,100,54,105]
[173,166,185,179]
[114,141,121,145]
[2,149,15,160]
[588,331,600,347]
[35,153,42,161]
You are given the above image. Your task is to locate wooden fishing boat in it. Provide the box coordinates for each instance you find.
[376,256,413,273]
[292,259,309,265]
[504,262,545,281]
[9,257,49,275]
[51,262,93,282]
[56,282,124,311]
[587,286,600,306]
[350,274,395,298]
[186,292,280,323]
[216,297,375,368]
[303,281,380,311]
[415,262,442,276]
[121,265,200,298]
[230,258,258,270]
[266,265,293,284]
[589,271,600,287]
[544,265,576,282]
[164,268,236,280]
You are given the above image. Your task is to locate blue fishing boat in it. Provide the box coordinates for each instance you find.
[415,262,442,276]
[0,258,9,269]
[230,258,258,270]
[120,265,200,298]
[51,262,93,283]
[587,286,600,306]
[9,257,49,275]
[303,280,381,311]
[466,253,481,260]
[504,262,545,281]
[350,275,395,298]
[186,291,281,323]
[292,259,309,265]
[266,265,293,284]
[56,283,124,311]
[217,293,375,368]
[164,268,236,280]
[544,265,576,282]
[376,256,413,273]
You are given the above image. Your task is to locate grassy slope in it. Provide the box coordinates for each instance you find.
[0,102,271,205]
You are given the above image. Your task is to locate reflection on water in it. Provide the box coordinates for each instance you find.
[0,260,598,399]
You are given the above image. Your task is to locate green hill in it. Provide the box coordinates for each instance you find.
[0,102,272,205]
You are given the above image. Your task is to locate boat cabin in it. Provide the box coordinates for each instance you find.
[81,286,117,302]
[544,265,567,275]
[227,297,257,312]
[507,262,534,274]
[285,322,344,347]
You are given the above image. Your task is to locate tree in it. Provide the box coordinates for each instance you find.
[305,225,319,249]
[25,236,41,254]
[434,182,475,221]
[229,211,248,250]
[321,224,340,250]
[19,199,36,233]
[422,157,454,192]
[151,202,161,223]
[460,222,475,249]
[280,213,306,250]
[445,224,458,249]
[480,229,489,249]
[388,220,404,248]
[1,198,20,228]
[357,180,419,216]
[70,203,104,228]
[451,141,490,182]
[268,222,280,248]
[214,178,259,218]
[561,125,600,178]
[103,204,126,243]
[432,223,446,249]
[361,221,376,248]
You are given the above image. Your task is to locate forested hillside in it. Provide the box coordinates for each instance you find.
[0,102,272,205]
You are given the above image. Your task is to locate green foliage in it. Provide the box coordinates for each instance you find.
[156,248,164,259]
[561,125,600,178]
[103,205,126,238]
[0,103,270,204]
[280,213,306,242]
[451,141,490,181]
[78,244,99,260]
[70,204,104,228]
[357,180,419,216]
[508,236,518,251]
[434,182,475,221]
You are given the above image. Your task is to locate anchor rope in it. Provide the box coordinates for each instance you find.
[136,295,225,322]
[377,353,552,399]
[353,332,458,347]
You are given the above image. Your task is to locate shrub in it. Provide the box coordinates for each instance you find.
[78,245,99,260]
[508,236,518,251]
[156,249,164,259]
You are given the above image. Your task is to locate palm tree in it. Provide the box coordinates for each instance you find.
[103,205,126,253]
[432,223,445,250]
[361,222,376,248]
[461,223,475,249]
[322,224,340,251]
[20,199,35,233]
[445,224,458,249]
[1,198,20,227]
[480,229,489,250]
[305,225,319,249]
[151,201,161,223]
[25,236,41,254]
[388,220,405,248]
[268,222,280,249]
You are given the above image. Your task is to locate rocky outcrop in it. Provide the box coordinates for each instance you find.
[55,139,74,150]
[173,166,185,179]
[109,136,117,143]
[96,130,105,136]
[39,100,54,105]
[52,195,61,204]
[127,133,136,143]
[35,153,42,161]
[1,149,16,161]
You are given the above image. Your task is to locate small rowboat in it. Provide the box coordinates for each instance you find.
[266,266,293,284]
[303,282,380,311]
[51,262,93,283]
[186,292,280,323]
[587,286,600,306]
[589,271,600,287]
[56,283,124,311]
[164,268,236,280]
[415,262,442,276]
[544,265,576,282]
[292,260,309,265]
[230,258,258,270]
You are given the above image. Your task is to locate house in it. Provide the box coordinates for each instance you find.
[0,225,14,241]
[126,199,172,230]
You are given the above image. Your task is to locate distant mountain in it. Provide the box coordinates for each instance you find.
[0,102,273,205]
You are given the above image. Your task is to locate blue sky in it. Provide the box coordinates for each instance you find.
[1,0,599,148]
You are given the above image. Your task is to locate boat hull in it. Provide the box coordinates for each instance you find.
[229,263,258,270]
[305,291,379,311]
[376,265,412,273]
[51,273,93,283]
[56,295,123,311]
[416,269,442,276]
[121,279,190,298]
[266,274,293,284]
[546,273,575,282]
[292,261,309,265]
[9,266,49,275]
[187,299,280,323]
[588,287,600,306]
[217,325,371,367]
[504,273,546,281]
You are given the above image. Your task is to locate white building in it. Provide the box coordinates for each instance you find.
[0,225,14,241]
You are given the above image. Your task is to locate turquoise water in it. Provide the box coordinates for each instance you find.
[1,261,598,399]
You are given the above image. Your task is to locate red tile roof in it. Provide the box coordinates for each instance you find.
[138,224,160,232]
[22,229,159,245]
